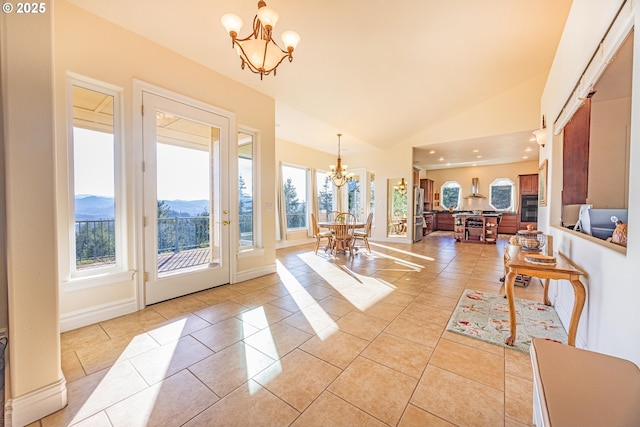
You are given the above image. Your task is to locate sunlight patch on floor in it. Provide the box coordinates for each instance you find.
[369,242,436,262]
[276,260,338,339]
[241,307,282,394]
[70,320,189,426]
[297,252,395,312]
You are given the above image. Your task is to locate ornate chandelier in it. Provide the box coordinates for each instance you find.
[327,133,354,188]
[221,1,301,79]
[394,178,408,195]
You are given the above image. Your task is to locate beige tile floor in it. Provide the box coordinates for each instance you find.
[32,232,548,427]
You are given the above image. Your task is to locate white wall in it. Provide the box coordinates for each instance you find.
[54,1,277,323]
[540,0,640,365]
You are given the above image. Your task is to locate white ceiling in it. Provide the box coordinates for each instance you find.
[65,0,573,168]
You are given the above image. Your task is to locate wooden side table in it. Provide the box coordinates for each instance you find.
[502,244,586,346]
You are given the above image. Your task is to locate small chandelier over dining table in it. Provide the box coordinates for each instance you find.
[327,133,354,188]
[221,1,301,80]
[394,178,408,195]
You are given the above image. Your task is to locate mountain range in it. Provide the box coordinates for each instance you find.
[75,195,209,220]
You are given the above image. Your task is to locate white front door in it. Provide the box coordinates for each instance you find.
[142,91,231,304]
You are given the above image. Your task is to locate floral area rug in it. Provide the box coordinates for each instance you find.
[446,289,567,353]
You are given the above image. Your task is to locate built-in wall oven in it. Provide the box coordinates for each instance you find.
[520,194,538,223]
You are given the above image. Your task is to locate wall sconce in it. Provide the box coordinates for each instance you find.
[533,115,547,148]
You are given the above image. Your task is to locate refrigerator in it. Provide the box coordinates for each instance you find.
[413,186,424,242]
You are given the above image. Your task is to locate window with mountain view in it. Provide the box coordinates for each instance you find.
[489,178,514,211]
[72,84,120,272]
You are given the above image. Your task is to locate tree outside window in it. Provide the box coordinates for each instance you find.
[317,172,333,221]
[441,181,461,210]
[282,165,307,229]
[490,178,514,211]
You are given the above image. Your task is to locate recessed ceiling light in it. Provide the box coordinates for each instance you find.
[429,150,435,154]
[473,149,479,153]
[439,157,444,161]
[523,155,529,159]
[476,155,482,159]
[525,147,532,152]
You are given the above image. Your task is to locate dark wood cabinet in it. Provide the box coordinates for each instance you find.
[423,213,434,235]
[562,97,590,205]
[420,178,434,211]
[498,213,518,234]
[519,174,538,195]
[435,212,454,231]
[518,174,538,231]
[453,215,498,244]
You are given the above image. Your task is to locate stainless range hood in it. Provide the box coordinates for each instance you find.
[465,177,487,199]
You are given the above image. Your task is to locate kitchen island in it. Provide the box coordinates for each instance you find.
[453,213,501,244]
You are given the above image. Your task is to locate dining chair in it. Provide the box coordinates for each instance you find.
[352,212,373,253]
[311,213,333,254]
[327,211,342,223]
[331,212,356,256]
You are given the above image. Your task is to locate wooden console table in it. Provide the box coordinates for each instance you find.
[502,244,586,347]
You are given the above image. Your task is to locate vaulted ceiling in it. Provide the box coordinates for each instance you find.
[66,0,572,168]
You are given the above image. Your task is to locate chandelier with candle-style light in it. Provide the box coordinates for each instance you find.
[394,178,408,195]
[327,133,354,188]
[221,1,300,79]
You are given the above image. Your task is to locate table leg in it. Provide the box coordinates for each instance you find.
[504,269,518,346]
[567,279,586,346]
[543,278,551,306]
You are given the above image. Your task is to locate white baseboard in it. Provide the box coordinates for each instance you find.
[4,377,67,427]
[275,238,315,249]
[234,264,277,283]
[60,297,137,332]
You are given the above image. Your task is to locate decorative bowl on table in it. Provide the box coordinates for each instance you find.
[516,229,546,252]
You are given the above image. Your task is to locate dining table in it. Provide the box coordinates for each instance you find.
[317,221,366,254]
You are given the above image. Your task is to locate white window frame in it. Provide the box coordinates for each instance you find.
[489,178,515,212]
[64,74,129,287]
[281,163,309,231]
[341,167,366,221]
[237,127,263,254]
[441,181,462,210]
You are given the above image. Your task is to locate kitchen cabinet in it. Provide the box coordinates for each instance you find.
[453,214,499,244]
[420,178,434,211]
[519,174,538,195]
[435,212,454,231]
[423,212,434,235]
[498,213,518,234]
[518,174,538,230]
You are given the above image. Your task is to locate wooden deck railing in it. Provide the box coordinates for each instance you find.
[76,213,254,273]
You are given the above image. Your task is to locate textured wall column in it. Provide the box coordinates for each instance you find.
[1,0,66,425]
